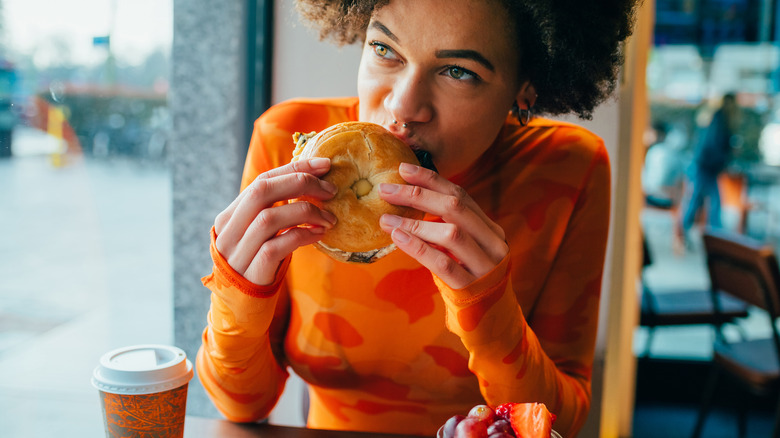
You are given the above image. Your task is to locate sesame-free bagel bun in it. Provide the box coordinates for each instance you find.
[291,122,424,263]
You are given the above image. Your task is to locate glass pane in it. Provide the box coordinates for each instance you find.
[0,0,173,435]
[640,0,780,360]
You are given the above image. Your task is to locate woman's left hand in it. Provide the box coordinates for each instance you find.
[378,162,509,289]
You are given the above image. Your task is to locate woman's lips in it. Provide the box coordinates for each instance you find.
[390,131,412,145]
[390,132,420,151]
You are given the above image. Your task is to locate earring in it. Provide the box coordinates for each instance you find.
[513,99,534,127]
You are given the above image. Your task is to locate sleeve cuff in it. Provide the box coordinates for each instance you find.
[202,226,291,298]
[434,254,511,307]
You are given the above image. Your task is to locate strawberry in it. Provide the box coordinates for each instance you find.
[495,403,514,421]
[508,402,554,438]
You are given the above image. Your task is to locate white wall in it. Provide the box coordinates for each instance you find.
[271,0,362,104]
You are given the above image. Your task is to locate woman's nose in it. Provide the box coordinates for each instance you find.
[384,69,434,125]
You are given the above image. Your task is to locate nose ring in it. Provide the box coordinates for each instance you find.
[392,120,409,128]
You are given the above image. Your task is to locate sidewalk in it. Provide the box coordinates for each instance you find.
[0,130,172,437]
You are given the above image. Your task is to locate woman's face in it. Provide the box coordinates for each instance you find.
[357,0,532,179]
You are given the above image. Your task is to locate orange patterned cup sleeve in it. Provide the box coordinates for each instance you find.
[99,384,188,438]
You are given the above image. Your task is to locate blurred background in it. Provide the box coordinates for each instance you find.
[0,0,175,436]
[0,0,778,437]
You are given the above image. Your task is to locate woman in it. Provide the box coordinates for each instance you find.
[197,0,639,436]
[680,93,740,238]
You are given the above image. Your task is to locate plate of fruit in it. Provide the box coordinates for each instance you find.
[436,402,560,438]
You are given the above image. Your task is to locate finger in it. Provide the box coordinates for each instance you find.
[380,214,496,277]
[379,182,507,262]
[243,226,327,286]
[217,172,337,256]
[228,201,337,274]
[215,158,331,235]
[397,163,506,241]
[215,195,243,236]
[260,157,331,180]
[390,227,474,289]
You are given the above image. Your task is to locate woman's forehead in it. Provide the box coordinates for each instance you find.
[370,0,516,63]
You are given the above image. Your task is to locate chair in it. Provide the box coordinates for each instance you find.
[691,229,780,438]
[639,232,749,358]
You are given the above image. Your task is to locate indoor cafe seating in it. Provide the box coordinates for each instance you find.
[690,229,780,438]
[639,232,749,358]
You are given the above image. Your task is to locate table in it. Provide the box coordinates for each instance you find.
[184,417,427,438]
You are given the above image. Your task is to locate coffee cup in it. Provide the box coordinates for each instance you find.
[91,344,194,438]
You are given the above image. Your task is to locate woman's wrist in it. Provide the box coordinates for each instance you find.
[434,254,511,307]
[206,226,289,298]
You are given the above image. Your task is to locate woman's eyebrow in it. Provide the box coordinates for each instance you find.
[369,21,399,43]
[435,50,495,72]
[368,21,495,73]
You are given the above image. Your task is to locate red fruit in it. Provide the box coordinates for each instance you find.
[454,417,489,438]
[487,433,514,438]
[468,404,497,423]
[495,403,515,421]
[486,419,513,435]
[508,403,554,438]
[441,415,466,438]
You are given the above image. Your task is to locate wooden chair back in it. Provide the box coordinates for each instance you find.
[703,230,780,319]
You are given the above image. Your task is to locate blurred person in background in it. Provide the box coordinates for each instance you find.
[642,120,685,210]
[679,92,740,243]
[0,60,17,158]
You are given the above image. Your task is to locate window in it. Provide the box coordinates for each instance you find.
[639,0,780,360]
[0,1,173,435]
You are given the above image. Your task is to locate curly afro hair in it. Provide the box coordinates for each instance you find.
[294,0,641,119]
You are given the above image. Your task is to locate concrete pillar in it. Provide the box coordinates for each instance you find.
[170,0,249,417]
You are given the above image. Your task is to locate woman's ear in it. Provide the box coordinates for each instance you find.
[515,81,537,109]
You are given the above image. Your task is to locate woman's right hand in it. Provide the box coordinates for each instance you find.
[214,157,338,286]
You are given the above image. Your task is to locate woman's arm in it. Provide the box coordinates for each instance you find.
[437,149,610,437]
[197,231,292,422]
[380,141,610,436]
[197,109,338,421]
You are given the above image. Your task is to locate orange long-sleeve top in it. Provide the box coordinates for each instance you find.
[197,97,611,437]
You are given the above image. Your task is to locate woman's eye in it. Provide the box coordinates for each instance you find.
[449,67,466,79]
[369,42,395,59]
[446,66,477,82]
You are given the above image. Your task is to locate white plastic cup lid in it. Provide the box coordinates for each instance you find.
[91,344,194,395]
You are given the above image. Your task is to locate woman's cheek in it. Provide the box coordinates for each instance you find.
[357,80,388,120]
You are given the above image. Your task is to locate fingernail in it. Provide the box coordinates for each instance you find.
[381,214,402,228]
[310,157,330,170]
[399,162,418,175]
[392,228,411,243]
[379,183,399,194]
[310,226,326,234]
[323,210,338,225]
[322,180,338,194]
